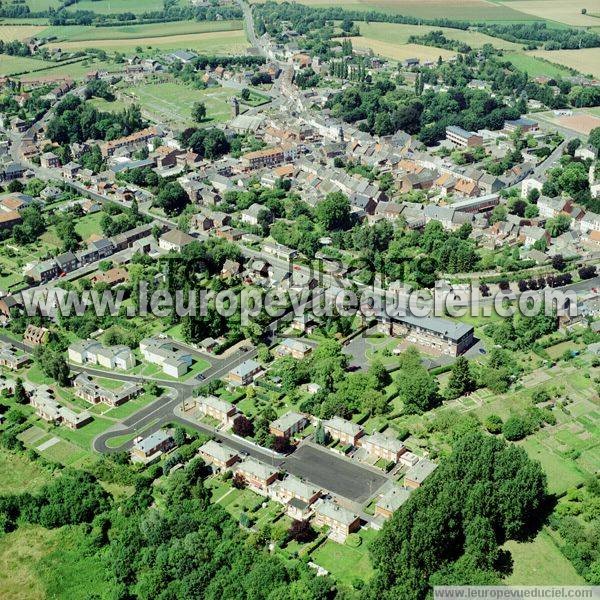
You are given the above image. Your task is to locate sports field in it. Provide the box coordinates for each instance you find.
[356,22,521,50]
[497,0,600,26]
[528,48,600,79]
[273,0,542,21]
[123,82,238,127]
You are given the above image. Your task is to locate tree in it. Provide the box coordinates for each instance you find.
[589,126,600,151]
[446,357,476,399]
[484,414,503,434]
[551,254,566,271]
[315,192,351,231]
[288,519,315,543]
[502,415,529,441]
[232,415,254,437]
[396,364,439,414]
[191,101,206,123]
[12,378,28,405]
[241,88,251,101]
[232,472,246,489]
[153,182,189,216]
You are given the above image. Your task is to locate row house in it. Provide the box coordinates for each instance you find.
[375,486,412,520]
[269,475,321,521]
[198,439,239,470]
[30,387,91,429]
[131,429,174,463]
[269,411,308,439]
[240,143,297,170]
[405,458,438,489]
[73,373,141,407]
[68,339,135,370]
[100,126,158,158]
[197,394,237,423]
[313,499,360,543]
[323,416,364,446]
[234,458,278,494]
[0,342,29,370]
[360,432,406,463]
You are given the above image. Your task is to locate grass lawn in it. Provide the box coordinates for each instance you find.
[105,431,137,448]
[310,528,376,586]
[0,448,52,494]
[56,416,114,451]
[503,528,585,585]
[104,393,158,420]
[87,97,131,113]
[74,212,104,242]
[25,364,54,386]
[124,82,238,127]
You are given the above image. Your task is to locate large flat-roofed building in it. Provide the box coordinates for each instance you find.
[451,193,499,214]
[323,416,364,446]
[405,458,438,489]
[198,440,239,470]
[504,117,538,133]
[445,125,483,148]
[361,432,406,463]
[68,340,135,370]
[139,336,193,377]
[269,411,308,438]
[378,315,475,357]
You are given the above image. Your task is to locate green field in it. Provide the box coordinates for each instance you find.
[504,528,585,585]
[0,55,55,76]
[74,212,104,241]
[278,0,542,22]
[357,21,521,50]
[124,82,238,127]
[0,449,52,494]
[504,52,573,77]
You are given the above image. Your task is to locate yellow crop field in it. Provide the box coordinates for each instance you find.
[529,48,600,78]
[0,25,45,41]
[349,39,456,62]
[498,0,600,26]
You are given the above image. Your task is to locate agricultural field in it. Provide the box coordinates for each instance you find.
[0,449,52,494]
[44,29,247,54]
[38,19,243,42]
[123,82,239,127]
[268,0,542,22]
[504,52,573,78]
[497,0,600,26]
[534,108,600,136]
[348,39,456,62]
[0,24,46,41]
[0,55,55,76]
[64,0,185,14]
[25,0,60,10]
[356,21,521,50]
[528,48,600,78]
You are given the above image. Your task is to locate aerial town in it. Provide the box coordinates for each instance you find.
[0,0,599,597]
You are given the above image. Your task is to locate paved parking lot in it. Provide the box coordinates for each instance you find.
[281,443,389,503]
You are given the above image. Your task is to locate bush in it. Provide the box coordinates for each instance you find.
[485,414,503,434]
[502,416,529,441]
[345,533,362,547]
